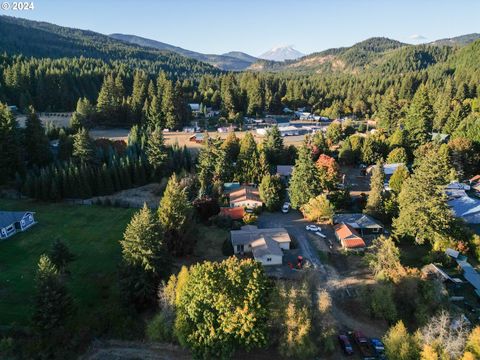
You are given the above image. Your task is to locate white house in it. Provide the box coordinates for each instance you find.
[230,225,291,266]
[0,211,36,240]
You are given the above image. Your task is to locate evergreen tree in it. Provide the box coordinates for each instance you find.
[389,165,410,194]
[24,106,52,166]
[367,235,403,281]
[365,160,385,219]
[236,132,261,184]
[162,79,178,130]
[72,128,95,164]
[386,147,408,164]
[377,89,400,134]
[158,174,194,255]
[259,174,284,211]
[394,145,456,249]
[49,239,75,274]
[32,255,73,351]
[289,144,322,209]
[121,204,169,275]
[145,127,167,178]
[0,103,22,183]
[147,95,163,129]
[404,85,434,148]
[262,125,284,168]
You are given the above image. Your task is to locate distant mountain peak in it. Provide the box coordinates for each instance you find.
[259,45,304,62]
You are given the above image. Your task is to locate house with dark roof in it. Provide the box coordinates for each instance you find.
[0,211,36,239]
[333,213,384,236]
[334,223,366,250]
[228,186,263,209]
[446,248,480,299]
[230,225,291,266]
[276,165,293,182]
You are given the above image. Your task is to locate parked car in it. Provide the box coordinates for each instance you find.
[315,231,326,238]
[352,331,376,360]
[306,225,320,232]
[282,202,291,214]
[338,333,354,355]
[370,338,386,359]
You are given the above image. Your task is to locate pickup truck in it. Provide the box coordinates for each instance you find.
[352,331,376,360]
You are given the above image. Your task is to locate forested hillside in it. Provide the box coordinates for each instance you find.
[0,16,220,77]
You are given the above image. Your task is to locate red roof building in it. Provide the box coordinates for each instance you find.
[219,207,245,220]
[334,223,366,250]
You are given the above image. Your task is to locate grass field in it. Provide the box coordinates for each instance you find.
[0,199,135,331]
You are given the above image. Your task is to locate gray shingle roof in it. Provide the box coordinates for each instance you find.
[0,211,32,228]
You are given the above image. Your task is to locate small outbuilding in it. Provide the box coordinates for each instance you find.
[229,186,263,209]
[334,223,366,250]
[0,211,36,239]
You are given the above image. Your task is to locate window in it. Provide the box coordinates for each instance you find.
[267,257,272,262]
[372,227,380,233]
[237,245,244,252]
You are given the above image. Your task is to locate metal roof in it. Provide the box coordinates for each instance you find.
[0,211,33,228]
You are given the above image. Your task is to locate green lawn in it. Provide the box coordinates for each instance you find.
[0,199,135,331]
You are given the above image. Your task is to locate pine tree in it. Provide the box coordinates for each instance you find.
[24,106,52,166]
[289,144,322,209]
[72,128,95,164]
[365,160,385,219]
[147,95,163,129]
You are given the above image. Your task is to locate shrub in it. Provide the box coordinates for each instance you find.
[243,212,258,225]
[146,312,173,342]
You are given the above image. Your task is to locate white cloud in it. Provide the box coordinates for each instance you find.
[409,34,427,41]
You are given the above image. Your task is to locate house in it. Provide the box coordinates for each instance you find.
[366,163,406,190]
[230,225,291,266]
[446,248,480,298]
[448,195,480,224]
[219,207,245,220]
[0,211,36,240]
[188,103,201,112]
[189,133,205,143]
[334,223,366,250]
[333,213,384,236]
[276,165,293,182]
[229,186,263,209]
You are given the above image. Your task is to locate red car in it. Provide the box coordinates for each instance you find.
[338,333,354,355]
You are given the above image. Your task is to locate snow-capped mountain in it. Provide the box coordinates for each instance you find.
[259,45,304,61]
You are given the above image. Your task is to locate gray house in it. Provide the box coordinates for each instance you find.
[0,211,36,239]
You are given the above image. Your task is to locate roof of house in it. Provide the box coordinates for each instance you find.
[219,207,245,220]
[446,182,471,191]
[251,236,283,258]
[333,213,383,229]
[0,211,33,228]
[229,186,262,204]
[448,195,480,217]
[445,249,480,292]
[276,165,293,177]
[224,182,241,192]
[366,163,405,176]
[334,223,366,248]
[470,175,480,183]
[231,226,291,247]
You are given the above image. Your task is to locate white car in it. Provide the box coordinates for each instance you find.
[306,225,320,232]
[315,231,326,238]
[282,202,291,214]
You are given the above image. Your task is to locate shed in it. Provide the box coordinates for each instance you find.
[0,211,36,239]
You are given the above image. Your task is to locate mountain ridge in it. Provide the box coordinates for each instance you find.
[110,33,258,71]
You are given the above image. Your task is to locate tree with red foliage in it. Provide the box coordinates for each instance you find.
[316,154,340,191]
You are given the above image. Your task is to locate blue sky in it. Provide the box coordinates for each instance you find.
[8,0,480,56]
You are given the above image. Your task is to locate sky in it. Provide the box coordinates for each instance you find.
[6,0,480,56]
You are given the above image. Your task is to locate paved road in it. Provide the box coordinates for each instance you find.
[257,211,323,270]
